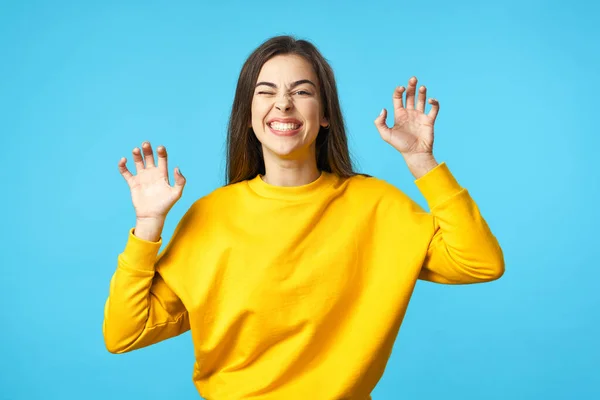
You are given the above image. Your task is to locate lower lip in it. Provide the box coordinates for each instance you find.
[268,124,302,136]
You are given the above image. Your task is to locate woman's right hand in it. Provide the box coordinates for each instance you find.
[118,141,186,222]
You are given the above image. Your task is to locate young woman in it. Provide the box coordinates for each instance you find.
[103,35,504,399]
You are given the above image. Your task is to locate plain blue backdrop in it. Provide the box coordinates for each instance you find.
[2,0,598,398]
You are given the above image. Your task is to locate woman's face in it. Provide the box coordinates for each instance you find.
[250,54,329,161]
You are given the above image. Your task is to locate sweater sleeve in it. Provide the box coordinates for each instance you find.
[413,162,505,284]
[102,205,197,353]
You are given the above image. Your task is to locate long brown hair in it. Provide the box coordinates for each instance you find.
[226,35,366,185]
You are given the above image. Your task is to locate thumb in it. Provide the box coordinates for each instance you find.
[374,108,391,141]
[174,167,186,191]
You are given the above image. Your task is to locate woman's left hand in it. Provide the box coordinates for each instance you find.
[374,76,439,158]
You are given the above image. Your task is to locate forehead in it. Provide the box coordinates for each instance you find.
[257,54,318,84]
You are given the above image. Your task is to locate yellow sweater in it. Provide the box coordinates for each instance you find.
[103,162,504,399]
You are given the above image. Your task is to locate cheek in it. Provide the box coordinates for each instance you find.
[300,100,322,123]
[251,101,270,125]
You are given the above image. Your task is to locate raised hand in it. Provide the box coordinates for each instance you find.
[374,76,440,157]
[118,141,186,221]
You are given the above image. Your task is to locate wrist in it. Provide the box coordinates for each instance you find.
[134,217,165,242]
[403,153,439,179]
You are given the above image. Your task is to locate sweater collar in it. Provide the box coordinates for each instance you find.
[247,170,335,200]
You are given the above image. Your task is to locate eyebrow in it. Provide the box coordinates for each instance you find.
[255,79,317,89]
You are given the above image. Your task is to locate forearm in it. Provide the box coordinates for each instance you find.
[423,189,505,282]
[102,229,189,353]
[103,264,156,353]
[415,162,505,283]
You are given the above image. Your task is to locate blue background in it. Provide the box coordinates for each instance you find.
[2,0,598,398]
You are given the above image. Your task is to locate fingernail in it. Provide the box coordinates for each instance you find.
[379,108,385,116]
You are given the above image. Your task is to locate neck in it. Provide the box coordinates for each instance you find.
[261,147,321,187]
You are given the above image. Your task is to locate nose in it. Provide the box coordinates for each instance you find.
[275,94,292,112]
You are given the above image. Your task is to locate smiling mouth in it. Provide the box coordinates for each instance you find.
[267,121,302,131]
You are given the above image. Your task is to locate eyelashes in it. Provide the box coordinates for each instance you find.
[256,90,312,96]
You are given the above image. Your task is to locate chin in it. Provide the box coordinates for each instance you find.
[263,142,304,159]
[259,139,313,160]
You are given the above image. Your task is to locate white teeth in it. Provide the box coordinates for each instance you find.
[269,122,300,131]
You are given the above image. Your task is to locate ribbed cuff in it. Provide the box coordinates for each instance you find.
[119,228,163,272]
[414,162,464,210]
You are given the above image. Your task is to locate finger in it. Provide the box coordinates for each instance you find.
[132,147,145,173]
[427,98,440,122]
[118,157,133,183]
[173,167,186,193]
[392,86,405,112]
[405,76,417,110]
[142,141,156,168]
[416,85,427,112]
[156,145,168,176]
[374,108,391,142]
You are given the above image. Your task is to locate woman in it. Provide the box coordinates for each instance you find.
[103,35,504,399]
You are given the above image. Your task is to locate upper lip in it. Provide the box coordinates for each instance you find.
[267,118,303,125]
